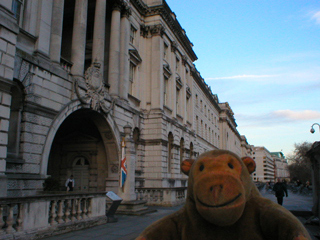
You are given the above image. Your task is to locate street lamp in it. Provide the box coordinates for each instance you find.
[310,123,320,134]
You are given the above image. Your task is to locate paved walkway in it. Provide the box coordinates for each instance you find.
[42,188,319,240]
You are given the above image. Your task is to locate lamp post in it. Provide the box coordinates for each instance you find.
[310,123,320,134]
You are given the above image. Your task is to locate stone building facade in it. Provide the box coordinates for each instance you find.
[271,152,290,181]
[252,146,275,182]
[0,0,249,205]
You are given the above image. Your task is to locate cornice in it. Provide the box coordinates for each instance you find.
[130,0,197,62]
[191,67,221,113]
[130,0,149,15]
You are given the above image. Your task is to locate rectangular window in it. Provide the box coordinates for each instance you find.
[176,57,180,72]
[176,88,180,114]
[164,76,168,105]
[130,25,136,44]
[129,63,135,95]
[12,0,23,26]
[164,42,168,60]
[186,97,189,121]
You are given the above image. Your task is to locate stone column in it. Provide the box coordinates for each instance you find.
[35,0,53,57]
[150,24,165,109]
[71,0,88,76]
[108,2,122,97]
[92,0,106,69]
[118,125,137,201]
[181,59,187,124]
[119,5,131,100]
[50,0,65,63]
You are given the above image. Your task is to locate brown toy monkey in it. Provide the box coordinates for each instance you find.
[136,150,311,240]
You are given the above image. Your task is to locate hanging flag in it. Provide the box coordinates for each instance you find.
[120,138,127,188]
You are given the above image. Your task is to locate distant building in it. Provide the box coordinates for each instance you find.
[271,152,290,181]
[240,136,254,158]
[252,146,275,182]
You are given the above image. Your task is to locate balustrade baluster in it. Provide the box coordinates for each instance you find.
[82,198,87,219]
[154,190,157,202]
[0,205,4,233]
[76,199,82,220]
[50,200,57,225]
[16,203,23,231]
[87,198,92,218]
[64,200,71,222]
[71,199,76,221]
[6,204,15,233]
[57,200,64,224]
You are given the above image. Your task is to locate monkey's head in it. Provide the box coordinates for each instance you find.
[182,150,258,226]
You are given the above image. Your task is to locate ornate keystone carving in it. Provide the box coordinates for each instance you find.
[140,24,150,37]
[171,41,178,52]
[182,55,188,66]
[150,24,165,37]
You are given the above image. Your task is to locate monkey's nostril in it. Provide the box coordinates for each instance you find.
[210,186,213,192]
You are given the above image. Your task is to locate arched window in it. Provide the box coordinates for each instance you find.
[201,120,203,137]
[133,128,140,153]
[190,142,194,158]
[205,124,207,140]
[180,138,184,169]
[196,116,199,134]
[133,128,140,170]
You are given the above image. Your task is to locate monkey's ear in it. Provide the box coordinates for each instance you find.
[181,159,195,176]
[241,157,256,174]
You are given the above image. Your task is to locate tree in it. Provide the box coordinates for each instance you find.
[287,141,312,184]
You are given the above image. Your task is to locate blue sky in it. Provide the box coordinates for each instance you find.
[166,0,320,157]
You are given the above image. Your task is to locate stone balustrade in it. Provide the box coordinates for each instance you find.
[0,192,106,239]
[60,57,73,73]
[135,187,187,206]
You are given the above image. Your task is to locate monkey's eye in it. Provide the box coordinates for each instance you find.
[199,164,204,171]
[228,163,234,169]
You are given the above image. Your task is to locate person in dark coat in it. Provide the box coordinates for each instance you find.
[272,178,288,205]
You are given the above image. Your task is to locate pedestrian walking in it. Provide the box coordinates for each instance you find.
[273,178,288,205]
[65,175,75,191]
[305,181,310,189]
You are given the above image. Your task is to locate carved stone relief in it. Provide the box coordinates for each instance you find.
[74,62,115,114]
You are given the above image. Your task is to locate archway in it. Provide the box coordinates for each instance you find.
[47,109,119,192]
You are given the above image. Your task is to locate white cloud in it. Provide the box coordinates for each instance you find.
[206,74,276,80]
[311,11,320,25]
[273,110,320,121]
